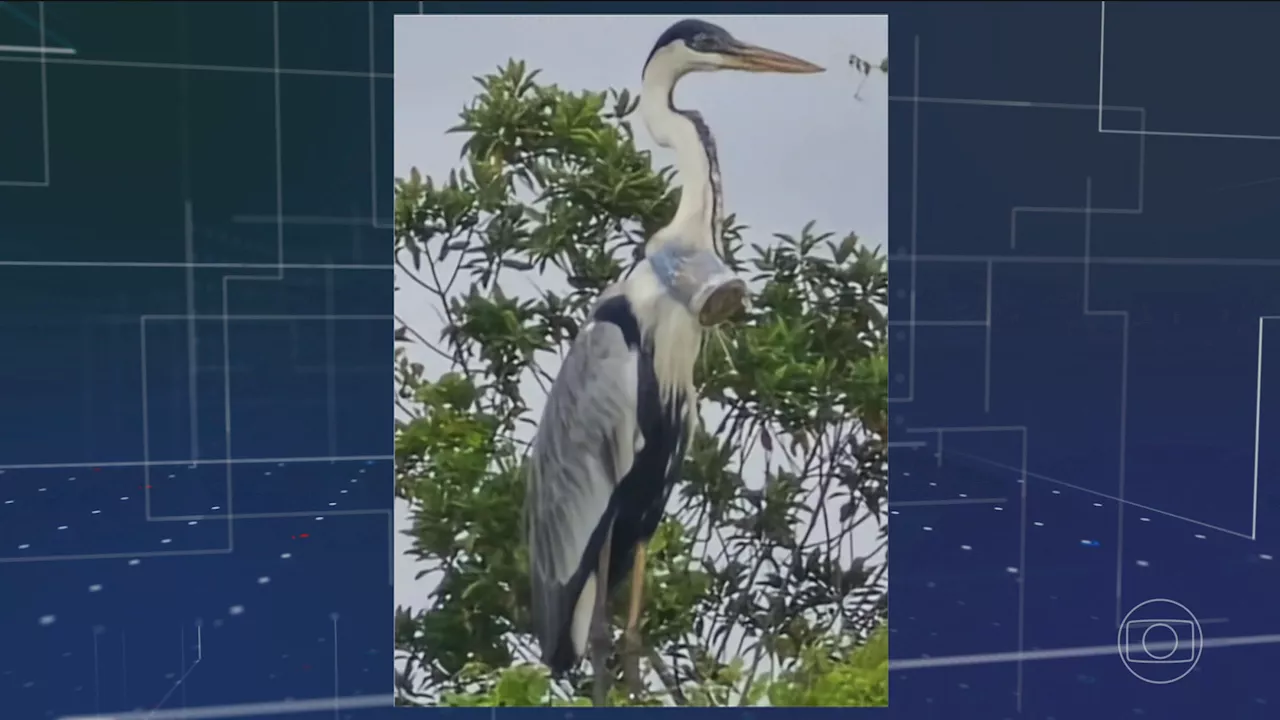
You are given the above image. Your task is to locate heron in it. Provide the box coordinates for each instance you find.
[524,19,823,704]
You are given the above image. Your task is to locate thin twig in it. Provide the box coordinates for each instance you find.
[646,648,688,705]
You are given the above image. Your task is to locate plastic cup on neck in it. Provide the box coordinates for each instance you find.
[692,276,748,327]
[686,257,747,327]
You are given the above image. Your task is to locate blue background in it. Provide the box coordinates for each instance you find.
[0,1,394,718]
[887,1,1280,719]
[0,1,1273,719]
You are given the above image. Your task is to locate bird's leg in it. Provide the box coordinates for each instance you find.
[590,527,613,707]
[622,543,647,700]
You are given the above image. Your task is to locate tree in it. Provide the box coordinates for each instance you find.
[393,59,888,707]
[848,54,889,102]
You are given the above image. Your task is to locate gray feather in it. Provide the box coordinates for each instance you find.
[525,319,639,648]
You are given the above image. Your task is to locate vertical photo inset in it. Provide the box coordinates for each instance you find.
[393,14,887,708]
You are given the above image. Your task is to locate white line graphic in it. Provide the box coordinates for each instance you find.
[60,694,391,720]
[891,630,1280,671]
[908,425,1028,711]
[0,43,74,55]
[1097,1,1280,141]
[0,1,61,187]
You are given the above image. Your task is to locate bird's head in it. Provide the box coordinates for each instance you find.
[643,19,825,79]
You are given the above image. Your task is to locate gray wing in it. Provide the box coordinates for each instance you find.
[525,319,640,651]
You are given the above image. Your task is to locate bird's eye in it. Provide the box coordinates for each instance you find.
[690,33,710,49]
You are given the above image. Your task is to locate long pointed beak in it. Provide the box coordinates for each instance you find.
[726,42,825,74]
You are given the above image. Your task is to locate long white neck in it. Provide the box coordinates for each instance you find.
[640,56,722,256]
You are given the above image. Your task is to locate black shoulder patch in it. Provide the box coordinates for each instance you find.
[592,295,642,349]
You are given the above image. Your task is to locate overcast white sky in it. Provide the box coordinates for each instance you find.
[392,13,888,664]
